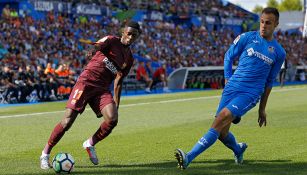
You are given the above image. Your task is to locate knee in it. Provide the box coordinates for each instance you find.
[104,110,118,123]
[218,108,232,119]
[105,118,118,129]
[60,110,77,131]
[212,109,233,132]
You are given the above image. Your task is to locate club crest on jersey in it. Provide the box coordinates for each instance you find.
[103,57,118,75]
[268,46,275,53]
[121,62,127,69]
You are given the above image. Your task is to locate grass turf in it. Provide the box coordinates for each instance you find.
[0,85,307,175]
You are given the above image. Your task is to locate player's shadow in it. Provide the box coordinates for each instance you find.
[72,159,307,175]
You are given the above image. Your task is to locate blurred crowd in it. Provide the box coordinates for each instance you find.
[0,0,306,104]
[62,0,253,18]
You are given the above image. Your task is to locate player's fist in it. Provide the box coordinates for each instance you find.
[258,110,267,127]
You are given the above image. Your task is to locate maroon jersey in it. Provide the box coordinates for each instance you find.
[78,36,134,89]
[153,67,166,78]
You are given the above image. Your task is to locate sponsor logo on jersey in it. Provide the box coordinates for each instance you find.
[246,48,273,65]
[252,40,259,44]
[247,48,254,56]
[103,57,118,74]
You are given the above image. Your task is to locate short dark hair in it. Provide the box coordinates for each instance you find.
[261,7,279,21]
[126,21,142,34]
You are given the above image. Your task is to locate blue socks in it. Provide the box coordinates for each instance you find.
[220,132,241,155]
[186,128,220,164]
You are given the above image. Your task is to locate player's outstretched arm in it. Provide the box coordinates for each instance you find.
[82,36,112,59]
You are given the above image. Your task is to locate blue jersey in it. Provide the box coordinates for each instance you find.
[224,31,286,97]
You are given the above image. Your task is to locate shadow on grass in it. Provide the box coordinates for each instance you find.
[75,159,307,175]
[19,159,307,175]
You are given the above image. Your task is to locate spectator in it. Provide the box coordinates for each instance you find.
[279,59,287,87]
[1,4,10,20]
[1,66,19,103]
[151,64,170,92]
[0,1,305,104]
[136,61,153,93]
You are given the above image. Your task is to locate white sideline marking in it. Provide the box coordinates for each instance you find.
[0,87,305,119]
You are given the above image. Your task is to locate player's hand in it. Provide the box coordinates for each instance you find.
[258,110,267,127]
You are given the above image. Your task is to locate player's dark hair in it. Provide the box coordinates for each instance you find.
[261,7,279,22]
[126,21,142,34]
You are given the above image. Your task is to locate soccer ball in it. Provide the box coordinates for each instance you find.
[52,153,75,174]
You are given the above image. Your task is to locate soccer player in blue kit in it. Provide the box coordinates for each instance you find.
[175,7,286,169]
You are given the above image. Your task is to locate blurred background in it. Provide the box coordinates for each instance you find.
[0,0,306,105]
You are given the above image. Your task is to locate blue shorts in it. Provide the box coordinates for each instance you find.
[216,89,261,124]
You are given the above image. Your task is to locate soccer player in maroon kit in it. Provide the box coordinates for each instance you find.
[40,21,142,169]
[151,64,170,92]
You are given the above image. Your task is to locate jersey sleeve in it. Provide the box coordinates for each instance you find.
[94,36,113,51]
[224,32,250,79]
[265,47,286,88]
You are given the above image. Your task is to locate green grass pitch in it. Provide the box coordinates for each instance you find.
[0,85,307,175]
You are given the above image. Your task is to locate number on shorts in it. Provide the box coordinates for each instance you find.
[73,89,83,100]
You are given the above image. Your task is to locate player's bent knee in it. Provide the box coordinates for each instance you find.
[218,108,233,118]
[104,111,118,121]
[106,119,118,129]
[61,109,78,131]
[212,109,234,132]
[100,119,118,137]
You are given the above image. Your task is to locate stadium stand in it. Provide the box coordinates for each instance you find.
[0,0,306,103]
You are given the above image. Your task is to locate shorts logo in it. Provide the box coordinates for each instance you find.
[71,99,76,105]
[103,57,118,74]
[232,104,239,110]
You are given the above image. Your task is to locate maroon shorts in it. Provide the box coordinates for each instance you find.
[66,82,114,114]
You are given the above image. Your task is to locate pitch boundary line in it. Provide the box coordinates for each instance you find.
[0,87,305,119]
